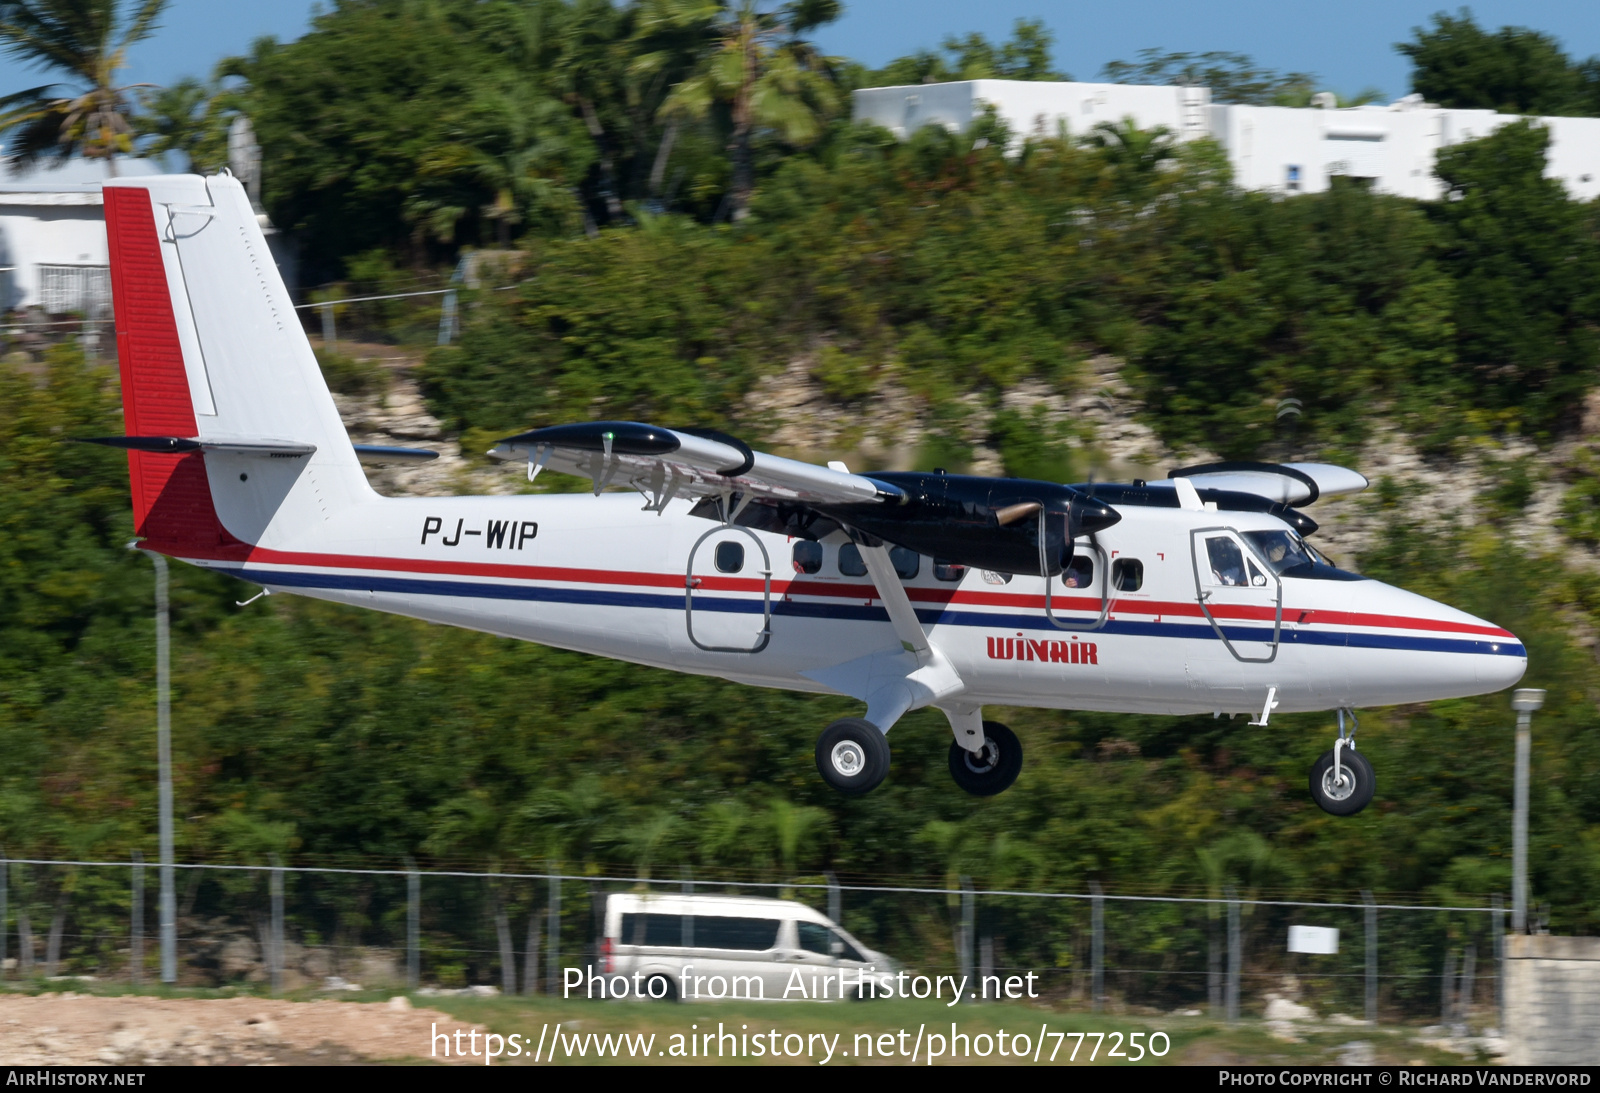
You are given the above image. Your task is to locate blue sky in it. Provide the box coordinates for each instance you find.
[7,0,1600,103]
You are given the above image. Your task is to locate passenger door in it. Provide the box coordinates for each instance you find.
[685,526,772,653]
[1190,528,1281,663]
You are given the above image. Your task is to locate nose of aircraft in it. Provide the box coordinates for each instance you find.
[1352,579,1526,703]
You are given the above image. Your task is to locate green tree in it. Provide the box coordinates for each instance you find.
[863,18,1067,86]
[657,0,841,220]
[0,0,166,168]
[1429,119,1600,437]
[1101,48,1314,105]
[1397,9,1600,117]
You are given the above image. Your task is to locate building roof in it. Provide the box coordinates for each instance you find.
[0,156,164,200]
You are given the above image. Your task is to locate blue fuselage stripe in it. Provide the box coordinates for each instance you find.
[233,567,1526,659]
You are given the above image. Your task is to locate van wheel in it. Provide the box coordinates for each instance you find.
[644,974,678,1001]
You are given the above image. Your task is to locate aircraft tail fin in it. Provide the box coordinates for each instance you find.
[103,173,369,556]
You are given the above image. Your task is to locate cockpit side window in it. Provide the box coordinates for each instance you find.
[1242,530,1333,577]
[1204,536,1247,587]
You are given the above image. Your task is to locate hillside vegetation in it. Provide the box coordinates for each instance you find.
[3,0,1600,1005]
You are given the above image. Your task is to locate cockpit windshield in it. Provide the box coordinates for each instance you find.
[1242,530,1328,575]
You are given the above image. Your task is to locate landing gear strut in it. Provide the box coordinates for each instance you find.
[815,718,891,796]
[1309,708,1375,816]
[948,721,1024,797]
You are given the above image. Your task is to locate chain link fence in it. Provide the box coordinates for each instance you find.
[0,857,1507,1028]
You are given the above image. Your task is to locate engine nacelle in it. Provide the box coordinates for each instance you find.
[823,472,1121,577]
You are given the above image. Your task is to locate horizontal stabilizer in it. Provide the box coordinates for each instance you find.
[76,436,317,456]
[353,444,439,465]
[488,420,900,508]
[1156,461,1368,506]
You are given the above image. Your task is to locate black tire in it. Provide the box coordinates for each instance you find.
[816,718,891,796]
[643,974,677,1001]
[948,721,1023,797]
[1309,747,1375,816]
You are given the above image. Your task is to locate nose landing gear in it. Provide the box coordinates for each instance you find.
[1309,708,1375,816]
[948,721,1023,797]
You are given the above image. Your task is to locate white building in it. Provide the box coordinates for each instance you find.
[852,80,1600,202]
[0,158,164,317]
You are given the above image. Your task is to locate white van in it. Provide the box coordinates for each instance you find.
[599,893,896,1002]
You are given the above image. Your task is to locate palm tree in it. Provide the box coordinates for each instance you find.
[0,0,167,171]
[652,0,840,220]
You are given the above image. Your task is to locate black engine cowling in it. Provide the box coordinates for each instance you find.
[819,472,1121,578]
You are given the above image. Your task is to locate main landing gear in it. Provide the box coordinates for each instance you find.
[1309,708,1375,816]
[814,714,1024,798]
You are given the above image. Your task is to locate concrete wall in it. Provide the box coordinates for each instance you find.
[0,196,108,314]
[1503,934,1600,1065]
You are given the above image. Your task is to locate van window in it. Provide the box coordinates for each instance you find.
[832,929,865,963]
[621,912,686,947]
[620,913,779,950]
[797,921,832,956]
[696,916,780,951]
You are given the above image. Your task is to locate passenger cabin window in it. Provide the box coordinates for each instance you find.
[1112,559,1143,592]
[1062,556,1094,589]
[933,559,966,582]
[838,543,868,577]
[791,541,822,575]
[889,546,919,580]
[715,541,745,573]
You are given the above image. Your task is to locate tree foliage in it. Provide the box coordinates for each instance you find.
[0,0,166,167]
[1398,9,1600,117]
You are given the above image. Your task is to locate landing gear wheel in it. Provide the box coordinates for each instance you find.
[1309,748,1375,816]
[948,721,1023,797]
[816,718,891,796]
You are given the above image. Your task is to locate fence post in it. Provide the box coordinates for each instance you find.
[1363,889,1377,1024]
[1441,948,1456,1026]
[154,554,177,986]
[319,303,335,347]
[1090,880,1104,1013]
[406,859,420,991]
[1457,944,1476,1031]
[959,876,975,1002]
[825,871,841,928]
[0,847,7,981]
[1492,894,1505,1031]
[523,902,540,996]
[269,855,284,996]
[1226,885,1240,1023]
[680,867,694,950]
[546,865,561,995]
[131,852,144,987]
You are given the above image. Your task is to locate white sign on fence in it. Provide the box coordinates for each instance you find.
[1288,925,1340,954]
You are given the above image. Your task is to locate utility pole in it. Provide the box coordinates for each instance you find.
[130,544,178,984]
[1510,689,1545,933]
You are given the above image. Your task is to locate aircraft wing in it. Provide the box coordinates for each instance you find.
[487,421,901,508]
[1154,461,1369,506]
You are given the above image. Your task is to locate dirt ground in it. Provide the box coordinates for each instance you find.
[0,993,485,1065]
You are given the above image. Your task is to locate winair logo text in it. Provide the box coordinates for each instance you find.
[422,517,538,549]
[989,633,1098,664]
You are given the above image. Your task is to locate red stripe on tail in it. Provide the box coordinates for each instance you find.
[105,185,245,556]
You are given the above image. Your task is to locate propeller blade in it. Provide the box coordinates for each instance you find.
[994,501,1043,526]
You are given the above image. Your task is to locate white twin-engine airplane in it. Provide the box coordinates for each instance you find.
[87,173,1526,815]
